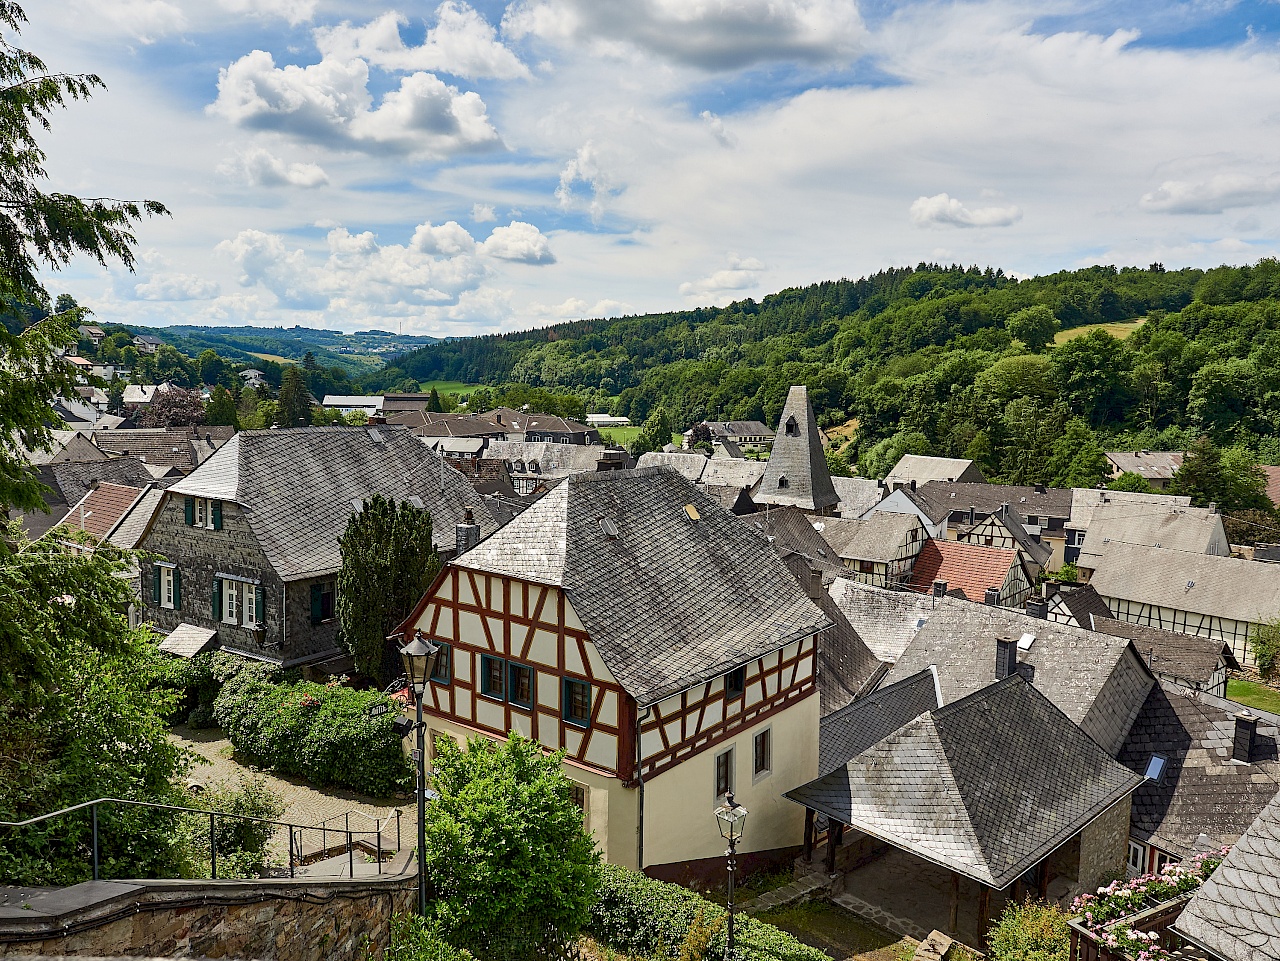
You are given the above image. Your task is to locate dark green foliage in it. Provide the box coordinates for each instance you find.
[276,365,312,427]
[1171,438,1273,513]
[212,671,412,796]
[337,495,441,684]
[630,406,674,457]
[424,734,601,960]
[382,914,476,961]
[987,900,1069,961]
[205,385,239,428]
[1251,620,1280,681]
[587,863,828,961]
[1108,471,1155,493]
[427,387,443,412]
[1007,305,1058,352]
[183,774,285,879]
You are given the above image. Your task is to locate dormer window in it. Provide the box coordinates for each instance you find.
[785,416,799,437]
[1144,753,1168,783]
[778,476,789,489]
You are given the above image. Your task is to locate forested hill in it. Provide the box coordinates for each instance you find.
[362,260,1280,487]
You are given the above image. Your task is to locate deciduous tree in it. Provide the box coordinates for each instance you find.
[1006,305,1058,352]
[204,386,239,429]
[629,406,673,457]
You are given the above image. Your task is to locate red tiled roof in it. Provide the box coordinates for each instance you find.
[907,538,1018,602]
[1262,466,1280,509]
[61,482,146,540]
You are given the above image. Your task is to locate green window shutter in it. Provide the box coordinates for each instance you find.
[212,500,223,531]
[152,567,161,604]
[173,568,182,610]
[183,497,195,526]
[255,585,264,624]
[310,584,323,625]
[212,578,222,621]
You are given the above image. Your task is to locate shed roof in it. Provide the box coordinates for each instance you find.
[787,675,1144,889]
[1091,616,1238,685]
[158,623,219,657]
[451,466,830,703]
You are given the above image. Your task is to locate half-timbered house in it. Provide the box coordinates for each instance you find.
[396,466,832,878]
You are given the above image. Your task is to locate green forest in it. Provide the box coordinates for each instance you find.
[363,260,1280,492]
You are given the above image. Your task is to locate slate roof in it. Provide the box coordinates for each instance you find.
[703,420,774,440]
[961,510,1052,569]
[907,539,1019,602]
[10,457,163,539]
[911,481,1073,524]
[1088,542,1280,625]
[750,505,844,574]
[166,427,497,579]
[158,623,219,658]
[57,483,149,541]
[19,429,107,466]
[1176,787,1280,961]
[819,667,939,774]
[700,483,757,515]
[787,675,1144,889]
[1077,503,1228,569]
[636,451,709,482]
[1091,616,1238,686]
[451,466,831,704]
[827,578,935,663]
[1068,488,1192,531]
[756,386,840,511]
[1106,450,1184,482]
[1050,584,1114,627]
[700,457,768,490]
[486,407,595,437]
[106,486,165,550]
[885,454,985,487]
[815,513,922,563]
[483,441,619,478]
[883,598,1155,755]
[833,476,884,519]
[1121,682,1280,859]
[94,427,233,470]
[384,410,503,437]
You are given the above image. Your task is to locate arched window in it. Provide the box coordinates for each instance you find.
[785,416,799,437]
[778,476,789,489]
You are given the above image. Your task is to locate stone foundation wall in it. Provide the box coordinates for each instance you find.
[1078,795,1132,894]
[0,875,415,961]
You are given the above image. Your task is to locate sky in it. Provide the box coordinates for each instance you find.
[27,0,1280,336]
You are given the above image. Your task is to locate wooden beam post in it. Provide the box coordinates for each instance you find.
[977,885,991,950]
[802,808,815,863]
[824,822,843,874]
[949,871,960,934]
[1038,860,1050,901]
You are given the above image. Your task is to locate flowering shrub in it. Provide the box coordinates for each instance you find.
[1070,850,1228,961]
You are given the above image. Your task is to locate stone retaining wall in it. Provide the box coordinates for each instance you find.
[0,874,416,961]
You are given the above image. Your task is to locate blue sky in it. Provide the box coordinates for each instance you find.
[27,0,1280,334]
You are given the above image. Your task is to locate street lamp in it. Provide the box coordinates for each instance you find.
[715,792,748,961]
[398,631,439,916]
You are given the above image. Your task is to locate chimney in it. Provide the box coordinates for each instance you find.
[807,568,823,600]
[909,479,917,492]
[933,579,948,598]
[455,506,480,555]
[1034,483,1046,494]
[1000,502,1010,519]
[1208,502,1217,514]
[995,636,1017,679]
[1025,598,1048,619]
[1042,580,1060,599]
[1233,712,1259,763]
[984,587,1000,605]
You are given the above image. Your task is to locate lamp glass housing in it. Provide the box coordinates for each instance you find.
[714,792,748,842]
[400,633,439,693]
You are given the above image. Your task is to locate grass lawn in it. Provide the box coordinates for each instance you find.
[1227,678,1280,714]
[756,902,916,961]
[420,379,479,395]
[1053,319,1146,345]
[597,427,683,449]
[248,351,294,364]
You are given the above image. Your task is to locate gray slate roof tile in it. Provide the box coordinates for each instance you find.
[827,579,935,663]
[755,386,839,511]
[819,668,938,774]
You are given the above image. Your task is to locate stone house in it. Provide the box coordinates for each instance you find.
[137,426,496,668]
[395,466,832,880]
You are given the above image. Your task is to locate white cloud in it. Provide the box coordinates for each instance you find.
[216,228,328,309]
[502,0,864,70]
[219,0,314,25]
[1140,173,1280,214]
[479,222,556,264]
[314,4,530,80]
[133,273,222,300]
[471,203,497,222]
[216,147,329,188]
[411,221,477,256]
[556,141,616,221]
[207,50,502,157]
[700,110,734,147]
[679,255,765,298]
[910,193,1023,228]
[71,0,186,41]
[527,296,629,318]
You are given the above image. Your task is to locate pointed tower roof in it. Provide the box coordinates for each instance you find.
[756,385,839,512]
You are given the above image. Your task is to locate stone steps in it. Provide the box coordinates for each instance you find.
[741,873,827,915]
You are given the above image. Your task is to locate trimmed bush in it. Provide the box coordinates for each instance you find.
[987,901,1069,961]
[382,914,475,961]
[213,671,411,796]
[154,651,288,727]
[587,863,827,961]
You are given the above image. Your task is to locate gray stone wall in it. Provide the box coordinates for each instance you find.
[0,876,415,960]
[1078,794,1132,894]
[285,574,343,663]
[139,494,287,661]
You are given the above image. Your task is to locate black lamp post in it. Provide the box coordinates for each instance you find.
[715,792,748,961]
[399,631,439,917]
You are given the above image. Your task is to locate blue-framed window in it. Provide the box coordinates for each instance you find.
[431,643,452,683]
[562,678,591,727]
[509,662,535,710]
[480,654,506,700]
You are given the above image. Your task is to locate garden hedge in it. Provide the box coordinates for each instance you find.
[587,863,828,961]
[213,668,412,796]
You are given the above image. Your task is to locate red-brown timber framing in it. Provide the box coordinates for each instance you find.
[397,564,821,785]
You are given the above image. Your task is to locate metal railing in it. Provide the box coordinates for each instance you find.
[0,798,402,881]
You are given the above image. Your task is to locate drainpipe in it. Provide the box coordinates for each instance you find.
[636,704,652,872]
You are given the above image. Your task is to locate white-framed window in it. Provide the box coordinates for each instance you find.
[1153,850,1177,873]
[223,578,240,624]
[1127,840,1146,876]
[753,728,772,780]
[243,583,258,627]
[714,746,734,799]
[196,498,208,529]
[161,566,175,609]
